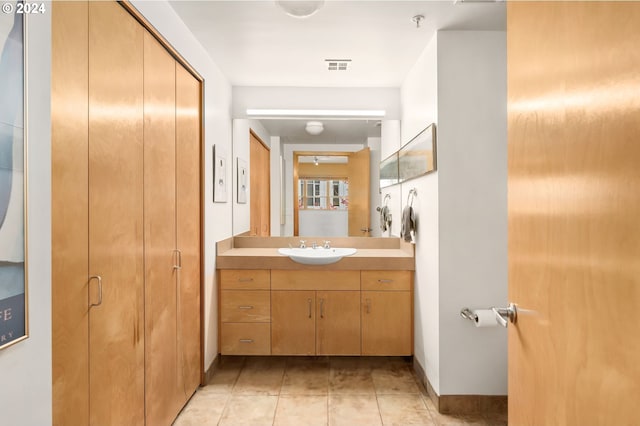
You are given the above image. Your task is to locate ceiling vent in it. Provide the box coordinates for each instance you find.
[325,59,351,71]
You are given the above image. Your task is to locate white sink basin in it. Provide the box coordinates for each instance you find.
[277,247,357,265]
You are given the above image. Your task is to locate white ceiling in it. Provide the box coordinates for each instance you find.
[169,0,505,142]
[170,0,505,88]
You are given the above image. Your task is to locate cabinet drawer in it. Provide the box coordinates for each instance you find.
[221,290,270,322]
[221,323,271,355]
[361,270,412,291]
[221,269,270,290]
[271,270,360,291]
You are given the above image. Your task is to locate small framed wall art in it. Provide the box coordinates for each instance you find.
[213,145,227,203]
[237,157,247,204]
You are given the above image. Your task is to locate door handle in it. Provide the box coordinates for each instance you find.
[360,227,372,233]
[89,275,103,308]
[492,303,517,327]
[173,249,182,270]
[307,298,312,318]
[320,298,324,319]
[365,298,371,314]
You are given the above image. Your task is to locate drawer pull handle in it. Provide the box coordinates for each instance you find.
[239,339,254,343]
[378,279,394,284]
[238,305,254,310]
[238,278,254,282]
[320,298,325,319]
[307,298,312,319]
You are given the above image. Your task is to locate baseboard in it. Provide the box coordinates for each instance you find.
[203,353,221,385]
[412,358,507,416]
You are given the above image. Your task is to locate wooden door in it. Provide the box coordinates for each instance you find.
[143,31,180,426]
[51,2,89,424]
[250,132,270,236]
[348,148,371,236]
[362,291,412,356]
[271,291,315,355]
[176,60,202,400]
[316,291,360,355]
[88,2,145,424]
[508,2,640,424]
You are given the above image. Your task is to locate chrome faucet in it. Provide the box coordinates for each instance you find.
[323,240,331,249]
[299,240,306,249]
[311,241,318,249]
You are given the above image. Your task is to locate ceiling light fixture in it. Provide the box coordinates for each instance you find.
[305,121,324,135]
[276,1,324,18]
[412,15,425,29]
[246,109,386,119]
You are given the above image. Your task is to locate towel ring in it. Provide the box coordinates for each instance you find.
[407,188,417,207]
[383,193,391,206]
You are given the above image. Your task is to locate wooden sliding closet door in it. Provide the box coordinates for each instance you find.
[88,2,145,424]
[143,32,181,425]
[176,64,202,400]
[250,133,270,236]
[51,2,89,424]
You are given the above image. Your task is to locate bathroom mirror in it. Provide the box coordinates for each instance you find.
[398,123,436,182]
[379,152,399,188]
[231,118,382,238]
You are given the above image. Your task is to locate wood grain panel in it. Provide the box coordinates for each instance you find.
[271,290,316,355]
[271,270,360,291]
[142,30,180,426]
[316,291,360,355]
[220,269,270,290]
[250,132,270,236]
[176,61,202,402]
[508,2,640,424]
[51,2,89,424]
[221,323,271,355]
[362,291,412,355]
[221,290,271,323]
[348,148,371,236]
[88,2,145,424]
[361,270,412,291]
[298,162,348,179]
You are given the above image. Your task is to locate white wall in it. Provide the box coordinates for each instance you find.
[368,137,382,237]
[399,31,507,396]
[231,119,271,235]
[131,0,233,372]
[399,33,441,393]
[0,10,52,425]
[436,31,507,396]
[270,136,283,236]
[233,86,401,119]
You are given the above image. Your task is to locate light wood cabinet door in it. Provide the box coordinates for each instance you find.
[142,30,180,426]
[316,291,361,355]
[271,291,315,355]
[52,2,89,425]
[88,2,145,424]
[175,57,202,406]
[362,291,412,356]
[250,133,270,236]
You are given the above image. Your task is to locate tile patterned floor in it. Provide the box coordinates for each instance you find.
[174,356,507,426]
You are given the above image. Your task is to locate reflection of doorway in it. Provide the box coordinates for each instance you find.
[293,148,370,237]
[250,131,270,236]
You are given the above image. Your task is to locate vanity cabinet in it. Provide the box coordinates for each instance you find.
[271,290,361,356]
[219,268,412,356]
[361,271,413,355]
[220,270,271,355]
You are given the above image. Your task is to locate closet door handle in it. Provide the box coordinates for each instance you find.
[307,298,312,318]
[173,249,182,270]
[89,275,103,308]
[320,298,325,319]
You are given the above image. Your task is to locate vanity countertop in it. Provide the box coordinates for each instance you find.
[216,237,414,271]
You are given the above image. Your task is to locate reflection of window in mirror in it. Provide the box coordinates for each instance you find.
[299,179,349,210]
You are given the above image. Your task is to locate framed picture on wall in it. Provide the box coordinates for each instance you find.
[0,6,28,350]
[213,145,227,203]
